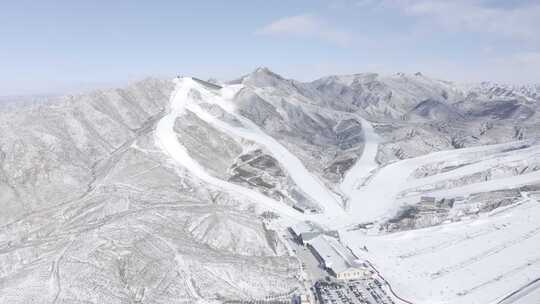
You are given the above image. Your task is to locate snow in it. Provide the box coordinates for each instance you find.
[401,144,540,193]
[407,169,540,202]
[187,102,345,218]
[343,140,538,223]
[337,140,540,304]
[393,143,540,204]
[154,77,305,223]
[342,197,540,304]
[172,78,346,220]
[306,235,356,274]
[157,77,540,304]
[343,150,435,223]
[498,279,540,304]
[339,116,381,200]
[290,221,316,235]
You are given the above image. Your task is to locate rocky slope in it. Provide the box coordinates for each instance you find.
[0,78,300,303]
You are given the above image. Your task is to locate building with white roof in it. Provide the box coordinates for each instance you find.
[288,221,338,245]
[306,235,370,280]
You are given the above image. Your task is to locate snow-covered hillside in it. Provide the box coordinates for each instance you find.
[152,73,540,303]
[0,69,539,303]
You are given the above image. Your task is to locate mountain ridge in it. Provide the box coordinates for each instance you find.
[0,68,539,303]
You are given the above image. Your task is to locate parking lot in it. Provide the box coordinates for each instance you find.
[314,279,396,304]
[284,228,403,304]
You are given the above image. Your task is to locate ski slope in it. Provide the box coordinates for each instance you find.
[397,143,540,199]
[175,78,346,220]
[339,140,540,304]
[157,76,540,304]
[498,278,540,304]
[403,169,540,203]
[154,78,305,223]
[158,78,540,227]
[343,196,540,304]
[343,140,539,223]
[339,116,381,199]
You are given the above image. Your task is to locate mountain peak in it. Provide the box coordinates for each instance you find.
[313,73,379,87]
[251,66,283,78]
[253,66,271,73]
[236,67,287,87]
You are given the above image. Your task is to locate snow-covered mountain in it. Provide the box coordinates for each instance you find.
[0,68,539,303]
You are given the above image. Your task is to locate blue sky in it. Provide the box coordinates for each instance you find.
[1,0,539,95]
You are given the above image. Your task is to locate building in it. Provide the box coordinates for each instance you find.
[291,294,301,304]
[292,204,318,214]
[335,267,370,280]
[306,235,369,280]
[289,222,322,244]
[288,221,338,245]
[420,196,436,204]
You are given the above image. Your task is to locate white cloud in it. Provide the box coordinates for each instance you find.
[256,14,352,47]
[491,52,540,83]
[509,52,540,66]
[415,52,540,84]
[386,0,540,41]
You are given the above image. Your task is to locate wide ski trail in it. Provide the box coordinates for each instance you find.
[155,77,305,222]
